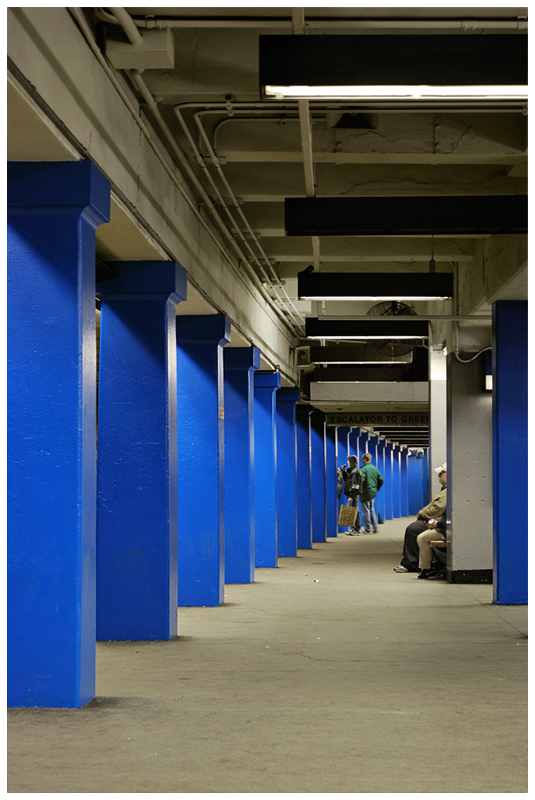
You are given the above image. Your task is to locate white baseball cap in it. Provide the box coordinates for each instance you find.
[434,463,447,474]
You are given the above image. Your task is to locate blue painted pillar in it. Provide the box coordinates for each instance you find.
[176,315,231,606]
[325,425,338,539]
[276,387,301,556]
[384,444,394,520]
[223,347,261,583]
[7,161,110,708]
[416,451,425,511]
[310,409,327,543]
[296,404,313,549]
[254,372,281,567]
[492,301,528,604]
[408,451,419,515]
[400,447,409,517]
[392,445,401,518]
[358,431,370,462]
[96,262,187,641]
[374,439,387,522]
[348,427,361,458]
[422,449,430,508]
[336,426,350,531]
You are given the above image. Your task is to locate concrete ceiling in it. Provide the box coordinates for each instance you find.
[7,7,528,401]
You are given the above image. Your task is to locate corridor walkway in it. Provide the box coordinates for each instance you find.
[7,519,527,793]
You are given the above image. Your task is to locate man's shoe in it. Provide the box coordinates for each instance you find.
[373,529,379,534]
[418,568,433,579]
[393,565,408,573]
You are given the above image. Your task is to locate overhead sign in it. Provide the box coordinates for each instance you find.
[326,411,429,426]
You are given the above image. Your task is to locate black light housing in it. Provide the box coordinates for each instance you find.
[305,318,429,340]
[259,34,528,104]
[285,195,528,237]
[298,267,454,301]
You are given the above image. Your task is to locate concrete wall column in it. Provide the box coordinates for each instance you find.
[7,161,110,707]
[276,387,301,556]
[96,262,186,641]
[310,409,327,543]
[223,346,261,583]
[447,350,493,584]
[176,315,231,606]
[429,348,447,501]
[254,371,281,567]
[296,404,313,549]
[492,301,527,603]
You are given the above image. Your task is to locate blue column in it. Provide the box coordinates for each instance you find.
[310,409,327,543]
[392,445,401,518]
[348,426,361,458]
[358,431,370,462]
[384,444,394,520]
[416,451,425,511]
[224,347,261,583]
[276,387,301,556]
[254,372,281,567]
[325,425,338,538]
[368,436,386,522]
[7,162,110,708]
[408,451,419,515]
[336,426,350,530]
[492,301,527,604]
[422,449,430,507]
[176,315,231,606]
[296,405,313,549]
[96,262,186,641]
[400,447,409,517]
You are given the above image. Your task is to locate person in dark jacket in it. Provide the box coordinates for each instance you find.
[341,455,362,535]
[359,453,384,534]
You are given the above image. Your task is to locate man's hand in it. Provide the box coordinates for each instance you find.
[347,498,353,505]
[426,519,438,529]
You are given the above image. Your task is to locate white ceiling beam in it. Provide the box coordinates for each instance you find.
[218,152,527,165]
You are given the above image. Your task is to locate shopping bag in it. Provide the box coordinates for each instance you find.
[338,504,358,527]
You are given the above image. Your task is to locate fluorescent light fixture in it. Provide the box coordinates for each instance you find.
[265,85,527,101]
[306,317,429,341]
[298,269,454,301]
[485,374,493,391]
[302,295,450,302]
[259,35,528,106]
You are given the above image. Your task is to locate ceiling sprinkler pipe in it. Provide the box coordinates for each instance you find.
[108,7,143,45]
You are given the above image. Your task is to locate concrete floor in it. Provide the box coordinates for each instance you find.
[8,518,528,793]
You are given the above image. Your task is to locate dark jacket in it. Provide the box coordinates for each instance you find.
[337,468,343,501]
[359,462,384,500]
[341,456,361,501]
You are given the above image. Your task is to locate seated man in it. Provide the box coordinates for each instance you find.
[393,464,447,573]
[417,511,447,579]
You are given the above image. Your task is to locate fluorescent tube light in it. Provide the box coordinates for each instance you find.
[300,296,451,302]
[265,84,528,101]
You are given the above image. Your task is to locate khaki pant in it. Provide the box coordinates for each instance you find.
[417,529,445,569]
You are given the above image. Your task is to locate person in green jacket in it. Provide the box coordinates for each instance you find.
[359,453,384,534]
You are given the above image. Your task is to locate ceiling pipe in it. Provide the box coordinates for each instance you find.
[94,10,527,31]
[175,106,305,326]
[107,7,143,45]
[68,12,304,340]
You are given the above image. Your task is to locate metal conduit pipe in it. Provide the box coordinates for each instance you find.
[188,109,305,323]
[194,112,306,323]
[91,8,304,331]
[108,7,142,45]
[94,10,527,31]
[68,10,302,340]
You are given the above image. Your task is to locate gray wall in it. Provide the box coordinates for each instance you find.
[447,353,493,573]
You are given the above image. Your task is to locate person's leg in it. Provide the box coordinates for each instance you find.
[360,499,371,532]
[397,519,428,571]
[417,529,436,569]
[370,498,378,532]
